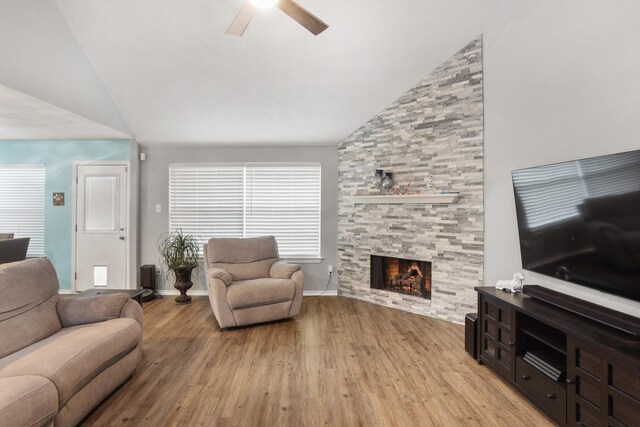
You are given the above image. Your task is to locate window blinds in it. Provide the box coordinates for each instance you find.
[0,164,45,256]
[245,164,321,258]
[169,163,321,258]
[169,164,245,242]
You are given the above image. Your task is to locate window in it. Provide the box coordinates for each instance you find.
[0,164,46,256]
[169,163,321,259]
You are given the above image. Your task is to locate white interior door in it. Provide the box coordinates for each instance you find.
[75,164,129,291]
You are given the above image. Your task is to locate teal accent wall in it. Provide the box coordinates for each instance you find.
[0,140,131,289]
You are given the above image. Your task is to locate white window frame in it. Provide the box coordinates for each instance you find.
[169,163,322,263]
[0,163,46,256]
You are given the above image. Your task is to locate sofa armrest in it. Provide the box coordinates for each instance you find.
[270,261,301,279]
[56,293,132,328]
[120,299,144,329]
[206,267,232,287]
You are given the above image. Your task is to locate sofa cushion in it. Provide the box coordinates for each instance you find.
[0,375,57,427]
[227,278,295,309]
[0,317,141,408]
[0,259,61,359]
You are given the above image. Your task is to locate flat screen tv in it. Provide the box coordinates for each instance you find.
[512,149,640,303]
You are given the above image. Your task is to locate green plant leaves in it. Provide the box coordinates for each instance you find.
[157,228,200,270]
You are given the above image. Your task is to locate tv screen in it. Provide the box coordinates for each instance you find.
[512,150,640,303]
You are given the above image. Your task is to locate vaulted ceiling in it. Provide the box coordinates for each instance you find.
[2,0,516,145]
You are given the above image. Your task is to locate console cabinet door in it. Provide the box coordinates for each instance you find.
[479,294,515,381]
[568,338,640,427]
[607,355,640,427]
[567,338,606,426]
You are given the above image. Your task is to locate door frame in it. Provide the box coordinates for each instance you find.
[71,161,131,292]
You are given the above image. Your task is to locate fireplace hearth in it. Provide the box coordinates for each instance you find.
[370,255,432,299]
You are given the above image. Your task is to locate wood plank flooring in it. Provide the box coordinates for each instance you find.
[81,296,553,426]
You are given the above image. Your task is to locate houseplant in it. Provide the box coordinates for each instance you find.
[157,228,200,304]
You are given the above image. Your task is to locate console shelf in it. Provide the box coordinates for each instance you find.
[521,325,567,356]
[475,287,640,426]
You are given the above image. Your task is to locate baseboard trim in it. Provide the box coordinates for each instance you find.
[303,290,338,296]
[158,289,209,296]
[156,289,338,297]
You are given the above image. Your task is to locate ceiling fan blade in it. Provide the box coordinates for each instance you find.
[225,2,256,36]
[276,0,329,35]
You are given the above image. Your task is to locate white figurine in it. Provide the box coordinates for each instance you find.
[495,272,525,293]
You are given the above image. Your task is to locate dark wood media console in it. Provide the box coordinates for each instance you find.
[475,286,640,426]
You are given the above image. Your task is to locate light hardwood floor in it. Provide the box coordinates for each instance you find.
[81,296,553,426]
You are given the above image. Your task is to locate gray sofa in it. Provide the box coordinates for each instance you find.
[204,236,304,328]
[0,258,143,427]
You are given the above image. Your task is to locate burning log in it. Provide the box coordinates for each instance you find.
[389,269,424,296]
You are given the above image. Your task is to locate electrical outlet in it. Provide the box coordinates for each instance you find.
[156,267,161,276]
[328,265,333,275]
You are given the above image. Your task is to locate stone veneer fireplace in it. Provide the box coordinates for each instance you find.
[337,36,484,324]
[370,255,432,299]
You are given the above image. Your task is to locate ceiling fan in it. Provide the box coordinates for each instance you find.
[226,0,329,37]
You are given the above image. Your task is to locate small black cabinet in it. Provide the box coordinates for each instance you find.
[475,287,640,426]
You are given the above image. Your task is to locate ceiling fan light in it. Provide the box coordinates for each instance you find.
[250,0,278,8]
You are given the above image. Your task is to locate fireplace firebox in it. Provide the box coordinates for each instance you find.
[370,255,432,299]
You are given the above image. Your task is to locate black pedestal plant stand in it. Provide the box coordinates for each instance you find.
[157,228,199,305]
[172,266,194,305]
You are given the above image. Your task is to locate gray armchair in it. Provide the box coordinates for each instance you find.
[204,236,304,328]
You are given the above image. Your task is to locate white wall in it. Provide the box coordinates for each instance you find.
[0,0,130,134]
[138,145,338,293]
[484,1,640,316]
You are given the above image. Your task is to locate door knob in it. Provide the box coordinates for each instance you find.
[119,236,125,240]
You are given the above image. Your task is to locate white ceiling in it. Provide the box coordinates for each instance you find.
[0,84,130,140]
[0,0,131,137]
[52,0,514,145]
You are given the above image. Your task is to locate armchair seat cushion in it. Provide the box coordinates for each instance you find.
[0,317,141,408]
[227,278,296,310]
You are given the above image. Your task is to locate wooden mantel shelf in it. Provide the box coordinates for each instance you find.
[348,193,460,204]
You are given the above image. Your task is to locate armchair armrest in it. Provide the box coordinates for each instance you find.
[270,261,301,279]
[207,267,232,287]
[57,293,133,328]
[205,267,236,328]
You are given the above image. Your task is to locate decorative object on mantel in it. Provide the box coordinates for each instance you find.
[373,169,384,190]
[495,272,525,293]
[381,172,394,193]
[349,193,460,204]
[157,228,200,305]
[391,181,420,195]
